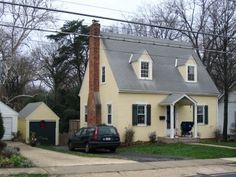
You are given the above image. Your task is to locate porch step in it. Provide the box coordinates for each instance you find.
[158,137,200,144]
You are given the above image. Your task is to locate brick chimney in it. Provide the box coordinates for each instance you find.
[87,20,101,127]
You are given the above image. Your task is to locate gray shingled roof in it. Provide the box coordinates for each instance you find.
[19,102,43,118]
[101,32,219,96]
[160,93,196,105]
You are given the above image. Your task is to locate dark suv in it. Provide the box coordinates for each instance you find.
[68,125,120,153]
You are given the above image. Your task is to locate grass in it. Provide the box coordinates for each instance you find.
[10,174,48,177]
[200,140,236,147]
[118,143,236,159]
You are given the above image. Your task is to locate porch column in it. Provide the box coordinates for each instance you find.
[170,104,174,139]
[194,103,198,138]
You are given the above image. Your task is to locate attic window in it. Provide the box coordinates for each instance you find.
[139,60,153,80]
[141,62,149,78]
[187,65,197,82]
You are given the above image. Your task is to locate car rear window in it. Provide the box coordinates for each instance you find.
[99,127,117,135]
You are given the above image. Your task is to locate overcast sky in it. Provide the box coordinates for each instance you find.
[52,0,157,27]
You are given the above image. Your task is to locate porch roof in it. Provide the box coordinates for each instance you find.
[160,93,197,106]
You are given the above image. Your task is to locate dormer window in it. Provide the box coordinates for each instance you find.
[140,60,152,80]
[141,62,149,78]
[187,65,197,82]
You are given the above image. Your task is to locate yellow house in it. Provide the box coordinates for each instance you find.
[18,102,60,145]
[79,22,219,142]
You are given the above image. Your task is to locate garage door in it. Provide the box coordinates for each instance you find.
[3,117,12,140]
[30,121,56,145]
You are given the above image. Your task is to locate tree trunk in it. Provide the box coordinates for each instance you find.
[223,87,228,141]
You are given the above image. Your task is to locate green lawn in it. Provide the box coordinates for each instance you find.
[200,141,236,147]
[118,143,236,159]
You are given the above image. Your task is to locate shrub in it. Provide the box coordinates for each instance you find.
[230,123,236,141]
[12,131,22,142]
[0,140,7,152]
[149,131,157,143]
[1,146,20,158]
[0,154,32,168]
[0,113,5,140]
[124,127,135,146]
[214,128,221,142]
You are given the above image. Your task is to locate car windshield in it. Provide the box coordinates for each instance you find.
[99,127,117,135]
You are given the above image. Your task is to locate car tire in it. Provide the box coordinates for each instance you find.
[85,143,91,153]
[68,142,74,151]
[110,148,116,153]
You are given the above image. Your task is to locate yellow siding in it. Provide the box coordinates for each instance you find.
[79,40,218,142]
[132,61,139,78]
[18,119,26,141]
[131,50,152,79]
[116,94,217,141]
[193,96,218,138]
[178,57,197,81]
[99,42,119,127]
[117,93,168,141]
[79,59,89,127]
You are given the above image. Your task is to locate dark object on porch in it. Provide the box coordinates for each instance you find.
[181,122,194,136]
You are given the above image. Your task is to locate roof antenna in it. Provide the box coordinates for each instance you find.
[129,54,133,64]
[175,58,178,67]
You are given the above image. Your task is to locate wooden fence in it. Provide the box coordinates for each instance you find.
[59,119,80,145]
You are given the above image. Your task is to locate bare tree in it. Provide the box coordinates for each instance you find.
[0,0,54,84]
[33,44,74,102]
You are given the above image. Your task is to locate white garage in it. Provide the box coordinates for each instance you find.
[0,101,18,140]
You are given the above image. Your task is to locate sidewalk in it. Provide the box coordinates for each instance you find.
[1,158,236,176]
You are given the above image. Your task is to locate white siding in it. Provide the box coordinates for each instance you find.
[0,102,18,140]
[218,89,236,134]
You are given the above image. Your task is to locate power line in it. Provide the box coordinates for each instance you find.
[1,1,236,40]
[54,0,135,15]
[0,22,233,55]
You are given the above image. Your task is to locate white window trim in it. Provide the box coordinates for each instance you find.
[107,104,112,125]
[186,64,197,83]
[101,65,106,84]
[197,105,205,125]
[139,60,152,80]
[136,104,147,126]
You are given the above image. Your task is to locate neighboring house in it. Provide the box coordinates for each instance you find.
[0,101,18,140]
[218,84,236,135]
[18,102,59,145]
[79,22,219,142]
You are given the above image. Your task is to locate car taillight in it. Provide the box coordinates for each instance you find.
[93,127,99,140]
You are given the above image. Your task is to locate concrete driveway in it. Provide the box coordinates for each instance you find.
[9,142,135,167]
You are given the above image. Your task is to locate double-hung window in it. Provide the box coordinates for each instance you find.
[107,104,112,125]
[132,104,151,126]
[140,61,149,78]
[197,105,208,124]
[101,66,106,83]
[187,65,197,82]
[137,105,146,125]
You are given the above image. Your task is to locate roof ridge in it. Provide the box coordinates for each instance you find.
[101,32,192,47]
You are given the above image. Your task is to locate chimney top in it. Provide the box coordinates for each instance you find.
[92,19,99,24]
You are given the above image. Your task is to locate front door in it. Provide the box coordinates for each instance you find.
[166,106,176,136]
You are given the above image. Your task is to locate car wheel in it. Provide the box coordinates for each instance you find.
[85,143,91,153]
[68,142,74,151]
[110,148,116,153]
